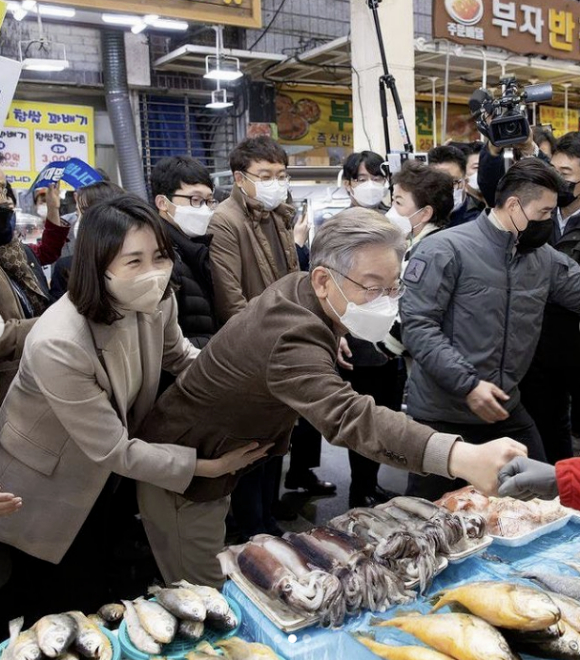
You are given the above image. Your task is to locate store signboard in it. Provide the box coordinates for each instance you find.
[539,106,580,137]
[276,87,353,149]
[433,0,580,61]
[0,100,95,189]
[49,0,262,28]
[0,57,22,132]
[416,102,480,151]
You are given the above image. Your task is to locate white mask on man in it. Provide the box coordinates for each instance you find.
[253,181,289,211]
[453,187,465,211]
[167,199,213,237]
[467,172,480,192]
[351,181,386,209]
[326,270,399,343]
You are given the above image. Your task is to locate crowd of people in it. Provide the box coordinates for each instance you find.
[0,126,579,626]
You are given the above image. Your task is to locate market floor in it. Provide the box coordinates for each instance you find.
[278,440,409,533]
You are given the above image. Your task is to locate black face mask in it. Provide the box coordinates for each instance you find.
[517,218,553,252]
[557,179,580,209]
[0,205,15,246]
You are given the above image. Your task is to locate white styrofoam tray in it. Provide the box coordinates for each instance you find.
[447,535,493,563]
[489,513,573,547]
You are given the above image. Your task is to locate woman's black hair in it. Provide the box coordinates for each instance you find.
[69,194,175,325]
[392,160,454,228]
[342,151,385,181]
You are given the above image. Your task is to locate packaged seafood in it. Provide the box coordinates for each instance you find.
[437,486,571,543]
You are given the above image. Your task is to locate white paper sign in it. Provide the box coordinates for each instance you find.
[33,129,89,171]
[0,127,30,171]
[0,57,22,132]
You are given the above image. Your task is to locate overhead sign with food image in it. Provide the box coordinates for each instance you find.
[434,0,580,62]
[276,86,353,148]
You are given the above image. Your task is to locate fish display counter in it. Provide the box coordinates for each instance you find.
[223,516,580,660]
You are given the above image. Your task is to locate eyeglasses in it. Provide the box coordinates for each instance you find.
[242,171,291,187]
[353,175,386,185]
[172,195,219,210]
[327,267,405,302]
[452,179,465,190]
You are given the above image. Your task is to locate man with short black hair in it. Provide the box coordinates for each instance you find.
[152,155,218,349]
[401,158,580,501]
[208,137,301,540]
[428,145,481,226]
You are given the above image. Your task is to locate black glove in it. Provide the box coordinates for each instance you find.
[497,457,558,501]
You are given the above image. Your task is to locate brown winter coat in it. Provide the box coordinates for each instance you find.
[208,185,299,323]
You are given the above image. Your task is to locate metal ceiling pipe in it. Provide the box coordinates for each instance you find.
[101,30,148,200]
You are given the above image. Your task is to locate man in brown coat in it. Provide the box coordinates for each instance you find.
[139,207,526,584]
[208,136,332,539]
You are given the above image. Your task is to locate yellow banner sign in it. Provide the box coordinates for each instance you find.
[416,102,480,151]
[539,106,580,138]
[0,1,7,30]
[276,89,353,149]
[48,0,262,28]
[0,100,95,189]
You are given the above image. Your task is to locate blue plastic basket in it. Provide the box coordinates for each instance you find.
[0,625,121,660]
[118,597,242,660]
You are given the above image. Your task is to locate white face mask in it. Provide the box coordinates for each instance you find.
[168,199,213,237]
[386,206,425,237]
[351,181,386,209]
[73,218,80,239]
[252,180,289,211]
[105,268,172,315]
[467,172,480,192]
[326,270,399,343]
[36,204,48,220]
[453,188,465,211]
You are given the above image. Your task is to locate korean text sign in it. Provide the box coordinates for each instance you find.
[0,100,95,189]
[276,87,353,149]
[433,0,580,61]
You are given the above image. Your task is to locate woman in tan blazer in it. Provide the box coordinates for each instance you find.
[0,195,268,625]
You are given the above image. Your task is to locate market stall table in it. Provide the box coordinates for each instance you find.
[224,517,580,660]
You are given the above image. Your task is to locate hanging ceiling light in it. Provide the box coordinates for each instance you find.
[206,88,233,110]
[8,1,75,20]
[204,25,243,82]
[18,8,69,71]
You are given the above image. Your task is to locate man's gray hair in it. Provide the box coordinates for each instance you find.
[310,207,406,275]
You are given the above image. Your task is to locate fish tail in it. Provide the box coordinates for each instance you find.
[8,617,24,643]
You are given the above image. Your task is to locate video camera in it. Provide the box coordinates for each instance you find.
[469,77,553,148]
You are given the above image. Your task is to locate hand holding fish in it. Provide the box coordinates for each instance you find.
[497,456,558,501]
[448,437,527,496]
[0,490,22,517]
[195,442,274,478]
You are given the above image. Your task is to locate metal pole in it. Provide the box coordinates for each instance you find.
[442,42,451,141]
[430,76,438,147]
[563,83,571,132]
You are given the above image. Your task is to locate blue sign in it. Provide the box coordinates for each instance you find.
[30,157,103,193]
[51,144,67,154]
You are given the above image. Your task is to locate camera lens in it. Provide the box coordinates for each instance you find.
[502,122,519,136]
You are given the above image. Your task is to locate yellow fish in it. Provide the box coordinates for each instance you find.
[373,613,519,660]
[430,581,560,631]
[356,636,455,659]
[215,636,278,659]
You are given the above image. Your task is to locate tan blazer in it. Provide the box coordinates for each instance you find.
[141,273,437,503]
[208,185,299,324]
[0,293,199,564]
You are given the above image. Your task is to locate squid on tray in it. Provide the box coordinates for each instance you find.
[329,497,486,594]
[284,526,415,614]
[218,534,346,627]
